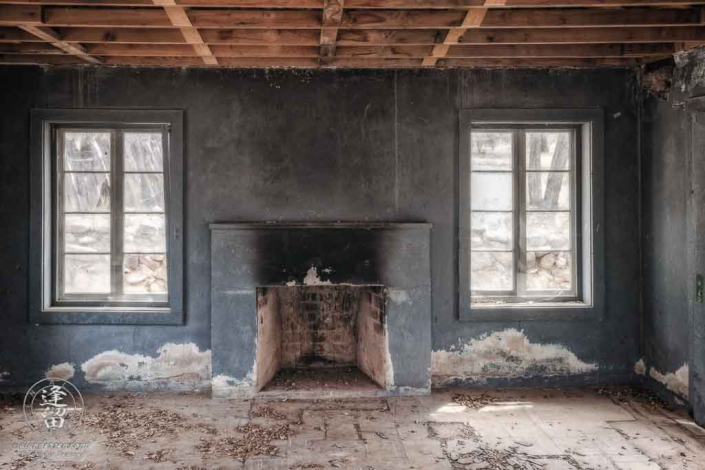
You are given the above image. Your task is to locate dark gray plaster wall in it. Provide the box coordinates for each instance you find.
[0,65,641,391]
[640,49,705,420]
[641,94,691,400]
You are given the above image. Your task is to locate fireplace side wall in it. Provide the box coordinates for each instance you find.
[255,288,281,392]
[357,288,387,388]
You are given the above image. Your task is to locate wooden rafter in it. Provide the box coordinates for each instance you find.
[320,0,343,65]
[152,0,217,64]
[0,2,701,68]
[421,0,502,66]
[18,24,100,63]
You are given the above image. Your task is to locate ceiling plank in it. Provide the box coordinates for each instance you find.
[152,0,218,64]
[320,0,344,65]
[437,57,642,65]
[334,42,675,57]
[19,24,101,63]
[458,25,705,44]
[22,6,703,29]
[1,0,705,8]
[83,42,320,56]
[0,5,41,25]
[341,7,703,29]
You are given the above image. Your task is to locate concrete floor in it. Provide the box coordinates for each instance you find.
[1,388,704,469]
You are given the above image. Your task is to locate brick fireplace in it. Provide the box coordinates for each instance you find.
[255,285,388,392]
[209,222,431,398]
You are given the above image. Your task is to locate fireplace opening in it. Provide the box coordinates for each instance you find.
[255,285,387,393]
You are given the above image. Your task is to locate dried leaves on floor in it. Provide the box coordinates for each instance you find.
[197,423,292,459]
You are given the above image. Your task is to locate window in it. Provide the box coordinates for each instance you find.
[470,127,578,301]
[30,110,183,324]
[459,109,604,321]
[57,128,168,304]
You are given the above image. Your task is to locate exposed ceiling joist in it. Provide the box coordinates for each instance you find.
[0,0,704,7]
[320,0,343,65]
[0,2,700,68]
[152,0,218,64]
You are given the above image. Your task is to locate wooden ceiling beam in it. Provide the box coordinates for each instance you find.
[341,7,704,29]
[437,57,642,65]
[334,42,675,57]
[5,6,698,29]
[1,0,704,8]
[152,0,217,64]
[19,24,102,63]
[80,42,319,56]
[320,0,343,65]
[420,0,499,66]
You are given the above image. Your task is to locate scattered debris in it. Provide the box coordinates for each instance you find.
[251,405,287,420]
[452,393,515,410]
[197,423,292,459]
[596,386,670,411]
[448,447,583,470]
[144,448,173,463]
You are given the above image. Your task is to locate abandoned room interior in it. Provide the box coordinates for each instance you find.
[3,1,705,469]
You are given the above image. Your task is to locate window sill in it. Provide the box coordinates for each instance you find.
[460,302,598,322]
[31,307,183,325]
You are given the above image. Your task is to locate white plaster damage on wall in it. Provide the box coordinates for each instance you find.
[386,288,411,306]
[81,343,211,391]
[650,363,689,399]
[46,362,75,380]
[303,267,333,286]
[431,328,597,385]
[211,359,257,398]
[384,321,396,391]
[634,359,646,376]
[0,371,9,382]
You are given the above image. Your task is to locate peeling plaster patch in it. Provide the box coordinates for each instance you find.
[46,363,75,380]
[302,267,332,286]
[0,371,9,382]
[384,322,395,390]
[211,371,255,398]
[222,289,251,296]
[650,363,689,399]
[285,280,296,287]
[431,329,597,385]
[386,288,411,306]
[634,359,646,376]
[81,343,211,391]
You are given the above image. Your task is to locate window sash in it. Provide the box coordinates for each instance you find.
[53,124,170,307]
[469,125,581,302]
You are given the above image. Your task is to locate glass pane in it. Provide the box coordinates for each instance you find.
[124,254,168,294]
[64,173,111,212]
[527,252,572,291]
[471,212,513,251]
[64,132,110,171]
[64,254,110,294]
[526,172,570,211]
[124,132,163,172]
[64,214,110,253]
[471,173,512,211]
[124,174,165,212]
[526,132,570,170]
[527,212,571,251]
[471,132,512,171]
[124,214,166,253]
[471,252,513,291]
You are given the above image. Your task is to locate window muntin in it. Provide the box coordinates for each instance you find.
[469,126,579,303]
[55,126,169,306]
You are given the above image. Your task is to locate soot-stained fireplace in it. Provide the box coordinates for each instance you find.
[209,222,432,398]
[256,285,387,392]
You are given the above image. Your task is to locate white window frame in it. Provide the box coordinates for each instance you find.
[458,109,605,322]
